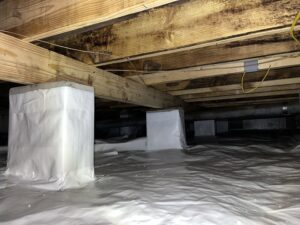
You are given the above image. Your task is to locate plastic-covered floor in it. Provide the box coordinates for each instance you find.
[1,135,300,225]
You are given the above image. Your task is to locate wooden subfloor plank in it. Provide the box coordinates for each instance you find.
[0,0,178,41]
[49,0,299,64]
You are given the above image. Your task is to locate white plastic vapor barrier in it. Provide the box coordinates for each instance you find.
[6,81,95,190]
[1,136,300,224]
[95,138,147,152]
[146,109,186,150]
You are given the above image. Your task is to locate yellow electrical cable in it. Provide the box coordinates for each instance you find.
[241,65,272,94]
[290,11,300,45]
[240,12,299,94]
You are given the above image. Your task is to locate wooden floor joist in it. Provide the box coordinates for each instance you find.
[129,52,300,85]
[153,67,300,92]
[0,33,181,108]
[101,26,300,73]
[0,0,178,41]
[181,83,300,100]
[197,97,299,108]
[48,0,299,65]
[186,90,300,103]
[170,77,300,96]
[1,0,299,109]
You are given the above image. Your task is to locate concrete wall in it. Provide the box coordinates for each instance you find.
[194,120,215,137]
[243,118,286,130]
[216,120,229,134]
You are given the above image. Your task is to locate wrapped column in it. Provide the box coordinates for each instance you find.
[6,82,94,189]
[146,109,186,150]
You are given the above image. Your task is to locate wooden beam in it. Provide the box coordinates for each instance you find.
[197,97,299,108]
[0,0,178,41]
[0,33,181,108]
[171,77,300,96]
[186,90,300,103]
[50,0,299,64]
[129,52,300,85]
[101,27,300,71]
[154,67,300,92]
[181,83,300,100]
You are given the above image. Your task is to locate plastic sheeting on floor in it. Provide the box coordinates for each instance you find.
[1,136,300,225]
[95,138,147,152]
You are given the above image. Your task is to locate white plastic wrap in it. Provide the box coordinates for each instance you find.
[95,137,147,152]
[146,109,186,150]
[1,136,300,224]
[6,82,95,190]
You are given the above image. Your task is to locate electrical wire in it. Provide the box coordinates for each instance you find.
[241,65,272,94]
[240,11,299,95]
[1,23,300,76]
[0,30,299,75]
[106,53,299,74]
[0,21,297,99]
[0,12,299,100]
[1,29,299,75]
[290,11,300,45]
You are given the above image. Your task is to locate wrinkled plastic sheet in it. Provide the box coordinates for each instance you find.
[146,109,186,150]
[95,137,147,152]
[6,82,95,190]
[1,136,300,224]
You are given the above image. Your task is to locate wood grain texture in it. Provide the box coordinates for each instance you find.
[186,89,300,102]
[171,77,300,96]
[50,0,299,63]
[181,83,300,100]
[0,0,178,41]
[0,33,181,108]
[196,97,299,108]
[128,52,300,85]
[102,31,300,76]
[154,67,300,92]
